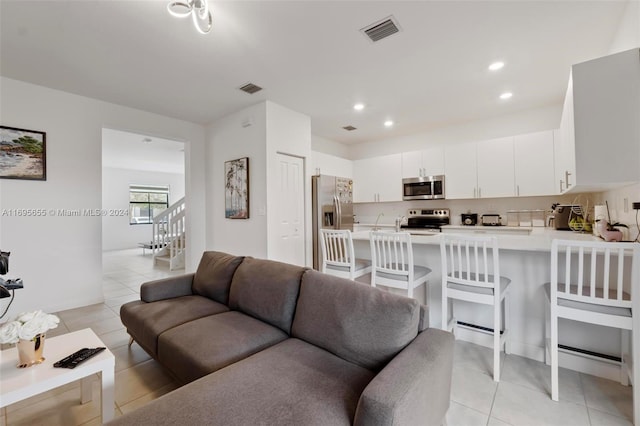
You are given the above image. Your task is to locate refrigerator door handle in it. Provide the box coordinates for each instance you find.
[334,196,341,229]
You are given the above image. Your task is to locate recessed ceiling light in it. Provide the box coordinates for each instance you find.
[489,61,505,71]
[142,137,153,144]
[353,103,365,111]
[499,92,513,100]
[384,120,394,128]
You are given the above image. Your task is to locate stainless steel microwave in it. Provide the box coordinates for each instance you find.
[402,175,445,200]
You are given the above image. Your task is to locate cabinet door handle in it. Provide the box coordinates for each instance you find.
[517,185,520,196]
[479,187,482,198]
[474,187,477,198]
[559,180,564,193]
[565,171,572,188]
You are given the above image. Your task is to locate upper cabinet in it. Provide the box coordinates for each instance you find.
[444,141,478,199]
[311,151,353,178]
[401,147,445,178]
[353,154,402,203]
[514,130,556,196]
[477,136,515,198]
[558,48,640,192]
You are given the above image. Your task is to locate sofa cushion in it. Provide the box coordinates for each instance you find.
[228,257,306,334]
[292,270,420,371]
[157,311,288,384]
[120,296,228,356]
[108,338,375,426]
[192,251,244,305]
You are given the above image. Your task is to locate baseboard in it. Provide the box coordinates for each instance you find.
[454,328,623,381]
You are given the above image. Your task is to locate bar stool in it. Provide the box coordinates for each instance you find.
[545,239,639,425]
[320,229,371,280]
[440,234,511,382]
[369,231,431,299]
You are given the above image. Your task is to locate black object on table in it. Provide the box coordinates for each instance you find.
[54,347,106,369]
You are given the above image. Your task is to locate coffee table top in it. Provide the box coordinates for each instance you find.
[0,328,115,407]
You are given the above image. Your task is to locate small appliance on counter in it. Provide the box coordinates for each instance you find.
[549,204,582,231]
[461,213,478,226]
[481,214,502,226]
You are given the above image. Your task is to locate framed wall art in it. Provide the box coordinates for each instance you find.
[0,126,47,181]
[224,157,249,219]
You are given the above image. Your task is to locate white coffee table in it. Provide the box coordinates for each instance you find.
[0,328,115,424]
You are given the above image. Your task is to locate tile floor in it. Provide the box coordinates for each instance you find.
[0,248,635,425]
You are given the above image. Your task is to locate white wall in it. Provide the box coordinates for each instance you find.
[0,77,206,315]
[608,0,640,54]
[311,134,350,158]
[595,0,640,241]
[207,102,268,258]
[265,101,312,265]
[206,101,312,264]
[102,167,185,251]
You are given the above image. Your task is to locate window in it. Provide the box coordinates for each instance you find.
[129,185,169,225]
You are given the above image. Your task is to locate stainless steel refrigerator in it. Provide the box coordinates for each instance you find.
[312,175,354,270]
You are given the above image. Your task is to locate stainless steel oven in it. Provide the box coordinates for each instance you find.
[402,175,445,200]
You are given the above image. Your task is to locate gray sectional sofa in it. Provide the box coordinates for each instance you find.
[111,251,454,425]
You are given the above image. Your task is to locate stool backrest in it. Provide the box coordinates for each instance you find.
[370,231,414,279]
[551,239,639,309]
[440,234,499,290]
[320,229,356,272]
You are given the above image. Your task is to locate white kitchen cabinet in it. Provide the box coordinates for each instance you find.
[401,147,445,178]
[353,154,402,203]
[477,136,515,198]
[311,151,353,178]
[444,142,477,199]
[514,130,556,196]
[557,48,640,192]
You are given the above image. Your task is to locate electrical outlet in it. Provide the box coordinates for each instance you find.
[633,202,640,210]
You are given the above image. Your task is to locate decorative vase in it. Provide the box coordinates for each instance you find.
[16,333,46,368]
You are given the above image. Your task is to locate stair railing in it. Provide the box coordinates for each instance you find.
[152,196,185,257]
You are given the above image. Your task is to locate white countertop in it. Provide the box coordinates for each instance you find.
[352,227,603,252]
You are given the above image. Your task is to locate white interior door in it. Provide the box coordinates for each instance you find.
[273,153,305,266]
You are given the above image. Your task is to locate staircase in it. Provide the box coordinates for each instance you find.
[152,197,186,271]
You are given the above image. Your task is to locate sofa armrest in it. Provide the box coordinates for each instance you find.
[140,273,195,302]
[354,328,454,426]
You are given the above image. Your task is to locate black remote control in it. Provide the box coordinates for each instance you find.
[54,347,106,369]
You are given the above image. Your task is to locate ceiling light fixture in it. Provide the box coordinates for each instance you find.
[353,103,365,111]
[142,138,153,144]
[167,0,212,35]
[384,120,394,128]
[499,92,513,100]
[489,61,505,71]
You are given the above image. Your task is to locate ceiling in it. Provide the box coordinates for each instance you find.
[0,1,628,145]
[102,128,185,174]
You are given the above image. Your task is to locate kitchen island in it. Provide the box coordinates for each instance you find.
[351,227,629,381]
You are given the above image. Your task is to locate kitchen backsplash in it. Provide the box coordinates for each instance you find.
[354,194,586,227]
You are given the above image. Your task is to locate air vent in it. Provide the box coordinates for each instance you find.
[342,125,357,131]
[238,83,263,94]
[361,16,400,42]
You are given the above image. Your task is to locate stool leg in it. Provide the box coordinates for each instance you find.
[504,294,511,355]
[632,317,639,426]
[493,296,501,382]
[550,306,559,401]
[441,287,448,331]
[621,329,630,386]
[544,301,551,366]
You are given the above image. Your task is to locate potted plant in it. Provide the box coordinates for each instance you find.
[0,310,60,367]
